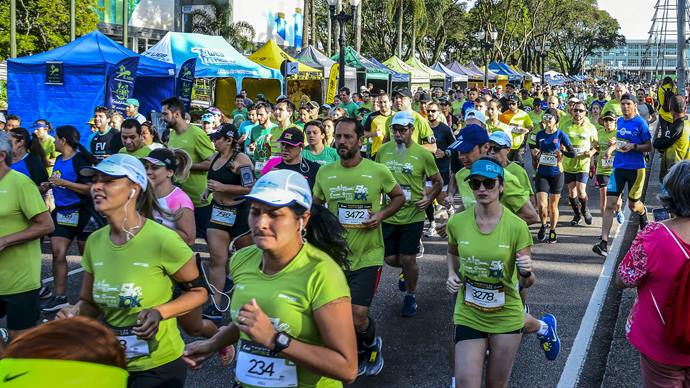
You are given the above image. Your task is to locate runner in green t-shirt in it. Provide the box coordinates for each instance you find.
[595,111,624,225]
[302,121,340,166]
[268,99,295,155]
[118,119,151,158]
[487,131,535,204]
[383,88,438,154]
[527,99,545,169]
[375,111,442,318]
[338,87,360,119]
[248,102,278,175]
[313,118,405,376]
[162,97,216,239]
[232,95,249,125]
[486,100,511,135]
[562,101,598,226]
[59,154,207,386]
[183,170,358,388]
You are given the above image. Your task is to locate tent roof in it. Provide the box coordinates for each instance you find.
[466,62,505,81]
[143,32,280,80]
[331,47,390,80]
[294,45,356,78]
[249,39,321,79]
[405,56,446,80]
[368,57,410,82]
[9,30,175,77]
[432,63,468,82]
[446,61,483,79]
[507,65,532,81]
[383,56,430,83]
[489,62,522,82]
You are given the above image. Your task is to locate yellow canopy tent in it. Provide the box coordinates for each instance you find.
[249,40,323,106]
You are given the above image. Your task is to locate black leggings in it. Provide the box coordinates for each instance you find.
[128,357,187,388]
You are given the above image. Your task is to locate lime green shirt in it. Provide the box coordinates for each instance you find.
[376,141,439,224]
[302,146,340,166]
[447,205,532,332]
[168,125,215,207]
[313,159,398,270]
[269,124,292,155]
[0,358,128,387]
[229,243,350,388]
[487,120,511,135]
[451,100,464,116]
[0,170,48,295]
[339,101,359,119]
[527,110,544,145]
[118,146,151,158]
[562,121,598,173]
[596,127,617,176]
[385,110,434,145]
[601,99,623,118]
[505,162,533,196]
[82,220,193,372]
[454,168,529,215]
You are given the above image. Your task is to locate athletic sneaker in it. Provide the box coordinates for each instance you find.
[416,239,424,259]
[537,225,548,242]
[424,221,438,238]
[583,209,593,225]
[548,230,557,244]
[38,285,52,299]
[357,355,368,377]
[537,313,561,361]
[615,211,625,224]
[202,304,223,322]
[592,240,608,257]
[401,294,417,317]
[569,214,581,226]
[398,273,406,292]
[365,336,384,376]
[447,205,455,216]
[41,295,69,312]
[0,328,8,345]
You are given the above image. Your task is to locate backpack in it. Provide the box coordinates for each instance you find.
[662,86,675,113]
[657,223,690,352]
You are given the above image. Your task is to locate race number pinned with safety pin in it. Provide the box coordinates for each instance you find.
[539,153,558,167]
[464,278,505,312]
[338,203,372,228]
[235,341,298,387]
[111,327,150,360]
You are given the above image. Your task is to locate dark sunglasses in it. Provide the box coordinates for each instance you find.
[392,126,410,133]
[573,109,586,113]
[468,178,498,191]
[490,145,507,153]
[508,102,518,105]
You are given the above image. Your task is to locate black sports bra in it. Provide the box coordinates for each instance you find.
[208,152,241,186]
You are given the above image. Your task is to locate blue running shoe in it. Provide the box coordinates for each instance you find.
[615,210,625,225]
[365,336,384,376]
[357,353,368,377]
[537,313,561,360]
[401,294,417,317]
[398,273,406,292]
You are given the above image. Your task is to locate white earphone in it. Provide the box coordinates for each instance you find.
[128,188,135,199]
[299,218,304,232]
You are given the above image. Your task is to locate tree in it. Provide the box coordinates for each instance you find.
[0,0,100,60]
[190,2,256,53]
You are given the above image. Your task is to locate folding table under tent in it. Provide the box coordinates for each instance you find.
[368,57,410,92]
[331,47,392,93]
[432,63,468,90]
[294,45,357,102]
[405,56,447,90]
[8,30,176,144]
[144,32,282,115]
[383,56,430,91]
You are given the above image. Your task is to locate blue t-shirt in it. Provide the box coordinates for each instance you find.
[535,129,572,177]
[52,152,91,208]
[614,115,651,170]
[238,121,255,138]
[461,101,475,117]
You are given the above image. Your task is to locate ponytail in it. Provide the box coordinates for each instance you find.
[10,127,48,168]
[289,203,350,270]
[171,148,192,183]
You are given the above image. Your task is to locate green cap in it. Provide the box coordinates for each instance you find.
[125,98,139,107]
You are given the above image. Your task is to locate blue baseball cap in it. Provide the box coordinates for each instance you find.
[243,170,312,209]
[489,131,512,148]
[201,113,214,123]
[80,154,148,190]
[465,158,504,181]
[448,124,490,153]
[391,111,414,127]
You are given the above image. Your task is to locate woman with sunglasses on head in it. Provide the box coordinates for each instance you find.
[183,170,358,387]
[445,157,535,388]
[302,120,339,166]
[534,108,575,243]
[56,154,207,388]
[202,124,255,322]
[8,127,49,188]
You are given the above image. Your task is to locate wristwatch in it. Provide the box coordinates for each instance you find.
[633,143,638,150]
[272,331,292,354]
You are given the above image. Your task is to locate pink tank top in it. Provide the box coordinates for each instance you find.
[154,187,194,229]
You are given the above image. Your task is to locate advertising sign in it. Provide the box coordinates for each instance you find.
[232,0,305,47]
[106,57,139,115]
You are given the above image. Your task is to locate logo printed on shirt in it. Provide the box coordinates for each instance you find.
[118,283,143,308]
[278,293,298,303]
[132,262,150,268]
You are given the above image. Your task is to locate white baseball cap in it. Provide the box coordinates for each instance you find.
[464,109,486,125]
[243,170,312,209]
[80,154,148,190]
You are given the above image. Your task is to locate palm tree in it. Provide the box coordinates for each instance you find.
[190,3,256,53]
[408,0,427,58]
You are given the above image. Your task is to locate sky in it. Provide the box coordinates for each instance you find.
[598,0,656,40]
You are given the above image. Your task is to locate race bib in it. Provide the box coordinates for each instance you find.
[601,157,614,168]
[338,203,371,228]
[112,327,150,360]
[211,205,237,226]
[572,145,588,155]
[539,153,558,167]
[529,133,537,142]
[510,125,522,134]
[464,278,505,312]
[236,341,298,387]
[254,161,266,173]
[401,185,412,201]
[615,140,628,151]
[56,210,79,227]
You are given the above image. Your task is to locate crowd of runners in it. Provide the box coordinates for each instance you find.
[0,76,686,388]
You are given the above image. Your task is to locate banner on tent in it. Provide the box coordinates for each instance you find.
[176,58,196,111]
[326,63,339,104]
[46,62,64,85]
[106,57,140,115]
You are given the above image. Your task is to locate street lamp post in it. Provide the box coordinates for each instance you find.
[536,42,550,87]
[327,0,361,91]
[476,28,498,88]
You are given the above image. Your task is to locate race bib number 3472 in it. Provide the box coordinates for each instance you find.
[235,341,298,387]
[338,203,371,228]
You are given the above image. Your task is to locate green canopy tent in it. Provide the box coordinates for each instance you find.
[383,56,430,90]
[332,46,391,92]
[406,56,446,90]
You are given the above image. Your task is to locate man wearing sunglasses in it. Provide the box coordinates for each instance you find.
[376,111,443,318]
[383,88,437,153]
[499,95,534,165]
[562,101,598,226]
[487,131,535,209]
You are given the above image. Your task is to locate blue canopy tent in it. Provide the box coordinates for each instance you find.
[133,55,176,118]
[8,30,175,143]
[432,63,468,90]
[143,32,282,114]
[489,61,522,83]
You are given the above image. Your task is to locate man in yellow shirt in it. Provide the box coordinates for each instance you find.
[365,93,393,157]
[499,95,533,165]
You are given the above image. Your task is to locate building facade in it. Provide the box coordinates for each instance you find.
[586,39,690,81]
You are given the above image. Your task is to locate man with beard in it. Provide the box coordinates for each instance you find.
[162,97,215,239]
[313,118,405,377]
[383,88,437,153]
[376,111,443,318]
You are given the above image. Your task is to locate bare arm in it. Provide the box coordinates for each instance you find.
[517,200,540,225]
[191,156,213,172]
[156,258,208,319]
[0,211,54,251]
[516,247,535,288]
[174,208,196,247]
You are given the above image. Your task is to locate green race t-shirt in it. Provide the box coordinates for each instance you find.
[385,111,434,144]
[0,358,128,387]
[40,135,59,160]
[505,162,533,196]
[302,146,340,166]
[339,101,359,119]
[229,243,350,388]
[601,99,623,118]
[0,170,48,295]
[562,121,598,173]
[527,110,544,145]
[375,142,439,224]
[118,146,151,158]
[447,205,532,332]
[487,120,511,135]
[454,168,529,214]
[313,159,398,270]
[596,127,617,176]
[168,125,215,207]
[82,220,193,372]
